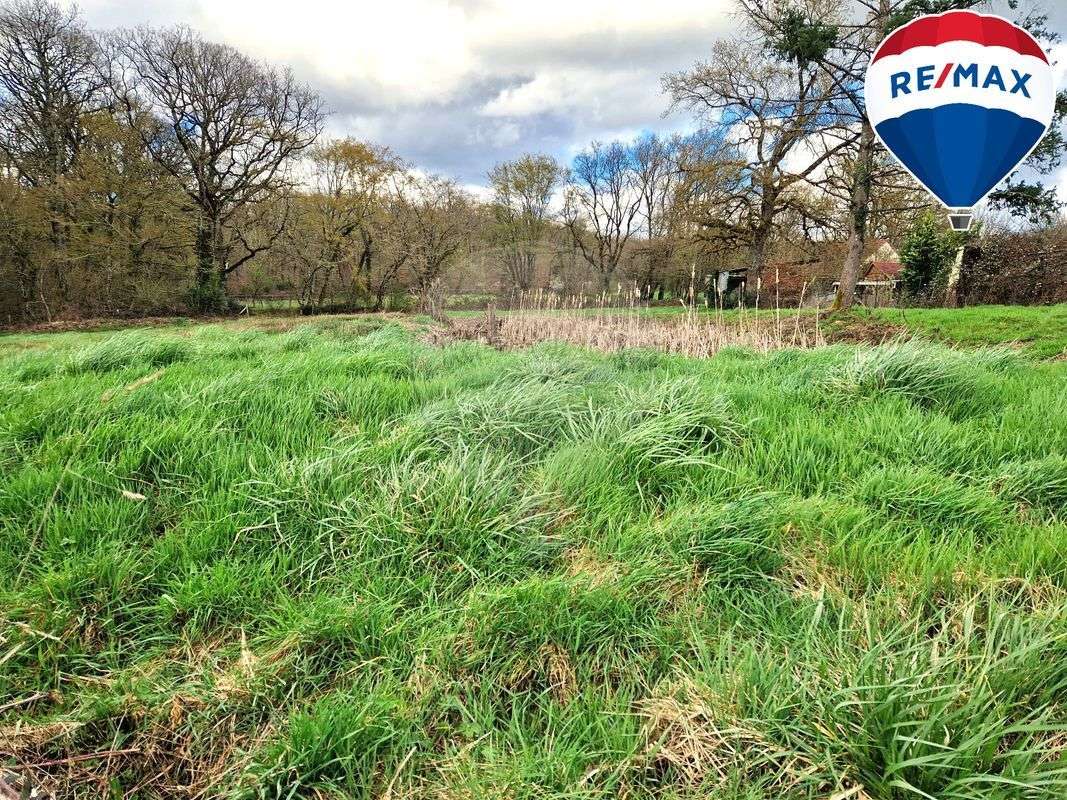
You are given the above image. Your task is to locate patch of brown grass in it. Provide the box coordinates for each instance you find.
[636,676,818,792]
[565,546,622,587]
[431,289,829,357]
[1,701,267,800]
[780,536,855,607]
[501,644,578,704]
[441,307,826,357]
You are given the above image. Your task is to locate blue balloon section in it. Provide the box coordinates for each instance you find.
[875,104,1046,207]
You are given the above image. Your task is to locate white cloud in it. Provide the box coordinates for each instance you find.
[80,0,731,107]
[480,68,652,122]
[74,0,734,181]
[82,0,473,104]
[78,0,1067,206]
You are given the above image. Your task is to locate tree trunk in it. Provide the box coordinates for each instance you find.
[834,119,875,311]
[372,284,386,312]
[195,222,213,288]
[944,244,965,307]
[747,225,771,307]
[191,214,227,312]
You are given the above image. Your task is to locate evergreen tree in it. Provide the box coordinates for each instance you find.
[898,212,957,295]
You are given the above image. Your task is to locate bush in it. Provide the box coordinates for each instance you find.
[898,211,962,298]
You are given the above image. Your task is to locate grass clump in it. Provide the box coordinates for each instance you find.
[412,376,588,459]
[660,496,786,586]
[613,377,745,468]
[855,465,1008,537]
[243,685,415,799]
[995,455,1067,517]
[825,338,1016,415]
[66,331,195,374]
[811,600,1067,799]
[332,447,566,579]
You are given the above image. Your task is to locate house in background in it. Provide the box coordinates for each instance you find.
[752,239,904,307]
[705,239,904,307]
[832,241,904,306]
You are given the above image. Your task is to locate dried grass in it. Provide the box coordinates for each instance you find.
[501,644,578,704]
[435,291,825,356]
[637,676,817,791]
[565,546,622,587]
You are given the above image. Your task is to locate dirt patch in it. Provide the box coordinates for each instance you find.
[0,315,208,336]
[821,313,905,345]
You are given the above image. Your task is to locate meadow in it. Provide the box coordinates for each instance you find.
[1,308,1066,798]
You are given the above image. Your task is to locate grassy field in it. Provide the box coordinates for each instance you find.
[866,304,1067,358]
[2,314,1066,798]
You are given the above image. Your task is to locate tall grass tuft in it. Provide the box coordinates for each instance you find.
[243,686,414,799]
[826,339,1016,415]
[855,465,1008,536]
[411,376,589,459]
[66,331,194,373]
[996,454,1067,517]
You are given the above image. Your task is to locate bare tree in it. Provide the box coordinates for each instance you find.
[664,36,851,293]
[0,0,105,186]
[562,140,643,292]
[487,153,561,293]
[280,139,402,313]
[629,133,686,299]
[735,0,886,309]
[0,0,108,314]
[108,25,326,309]
[394,173,473,313]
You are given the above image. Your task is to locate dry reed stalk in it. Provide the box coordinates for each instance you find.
[473,290,825,357]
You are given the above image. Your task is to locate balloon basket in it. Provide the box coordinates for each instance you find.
[946,209,973,232]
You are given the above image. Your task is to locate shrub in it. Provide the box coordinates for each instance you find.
[898,211,961,297]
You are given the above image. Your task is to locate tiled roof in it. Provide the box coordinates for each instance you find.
[864,261,904,281]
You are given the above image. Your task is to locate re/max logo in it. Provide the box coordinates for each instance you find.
[890,64,1032,98]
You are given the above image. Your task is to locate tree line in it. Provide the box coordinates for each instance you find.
[1,0,1063,324]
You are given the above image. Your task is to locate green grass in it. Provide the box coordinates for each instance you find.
[1,319,1066,798]
[867,304,1067,358]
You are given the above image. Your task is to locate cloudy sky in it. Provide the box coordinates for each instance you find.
[75,0,1067,194]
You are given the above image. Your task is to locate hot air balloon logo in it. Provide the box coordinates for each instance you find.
[865,11,1056,230]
